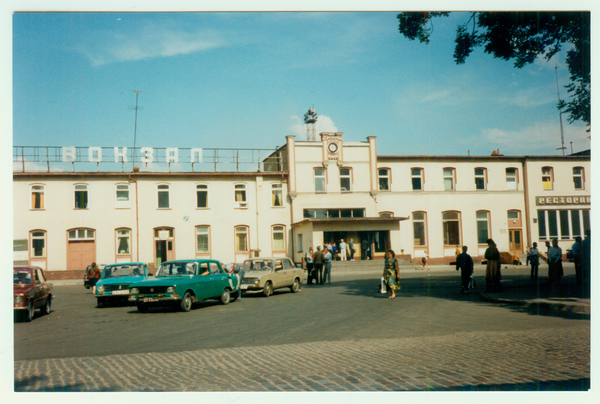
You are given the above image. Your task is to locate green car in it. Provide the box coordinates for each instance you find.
[128,259,240,313]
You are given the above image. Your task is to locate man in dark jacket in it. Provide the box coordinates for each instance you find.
[456,246,474,294]
[313,246,324,285]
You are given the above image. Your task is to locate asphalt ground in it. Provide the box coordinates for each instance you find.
[12,263,592,397]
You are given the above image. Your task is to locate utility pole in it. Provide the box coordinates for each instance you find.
[554,65,566,156]
[132,90,142,165]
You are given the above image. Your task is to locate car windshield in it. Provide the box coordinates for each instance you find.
[103,265,145,278]
[242,260,274,271]
[14,270,33,285]
[156,262,198,277]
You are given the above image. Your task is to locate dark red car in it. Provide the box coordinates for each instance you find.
[14,266,54,322]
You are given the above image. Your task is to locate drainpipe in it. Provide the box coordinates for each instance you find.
[128,174,140,262]
[255,177,260,258]
[522,157,532,250]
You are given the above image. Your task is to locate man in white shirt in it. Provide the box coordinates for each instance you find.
[322,247,332,284]
[339,239,347,261]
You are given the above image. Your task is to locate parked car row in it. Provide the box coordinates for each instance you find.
[14,256,305,321]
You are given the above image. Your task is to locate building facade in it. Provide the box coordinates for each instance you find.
[13,134,590,276]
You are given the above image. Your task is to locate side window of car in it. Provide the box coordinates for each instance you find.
[199,264,209,276]
[37,269,46,283]
[275,260,283,270]
[210,263,221,275]
[283,259,294,269]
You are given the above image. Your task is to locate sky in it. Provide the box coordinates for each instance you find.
[10,7,593,164]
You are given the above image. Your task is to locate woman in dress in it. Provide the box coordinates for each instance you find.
[422,250,430,270]
[547,238,563,286]
[305,247,314,285]
[383,250,400,299]
[484,239,502,292]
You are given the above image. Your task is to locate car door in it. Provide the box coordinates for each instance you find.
[281,259,296,286]
[272,259,285,289]
[32,269,43,308]
[193,263,213,300]
[209,262,227,297]
[36,268,51,303]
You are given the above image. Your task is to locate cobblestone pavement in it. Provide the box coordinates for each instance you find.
[15,325,589,392]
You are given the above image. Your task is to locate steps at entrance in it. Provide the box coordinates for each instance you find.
[330,258,413,272]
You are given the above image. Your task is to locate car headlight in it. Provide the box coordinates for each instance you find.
[14,295,25,305]
[167,286,175,293]
[130,288,139,294]
[97,285,105,293]
[254,279,260,284]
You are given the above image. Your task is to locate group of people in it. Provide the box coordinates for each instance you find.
[305,246,332,285]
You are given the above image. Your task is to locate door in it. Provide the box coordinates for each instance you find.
[154,228,175,266]
[509,230,523,254]
[67,241,96,270]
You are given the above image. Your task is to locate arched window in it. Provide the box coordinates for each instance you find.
[412,212,427,247]
[235,226,249,252]
[474,168,487,190]
[542,167,554,190]
[271,183,283,207]
[314,168,327,192]
[196,225,211,255]
[411,168,423,191]
[196,184,209,208]
[74,184,88,209]
[116,228,131,256]
[573,167,585,190]
[443,168,455,191]
[476,211,490,244]
[340,168,352,192]
[157,184,170,209]
[442,211,461,245]
[272,225,286,252]
[31,184,45,209]
[378,168,391,191]
[234,184,247,208]
[30,230,46,258]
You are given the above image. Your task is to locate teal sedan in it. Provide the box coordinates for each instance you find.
[95,263,151,307]
[128,259,240,313]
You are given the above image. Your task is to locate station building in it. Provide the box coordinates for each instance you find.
[13,133,590,277]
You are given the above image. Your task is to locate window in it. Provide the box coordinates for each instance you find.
[411,168,423,191]
[68,228,95,241]
[443,168,455,191]
[157,184,170,208]
[474,168,486,190]
[412,212,427,246]
[272,225,285,251]
[340,168,352,192]
[196,185,208,208]
[116,229,131,255]
[506,168,518,190]
[378,168,390,191]
[297,234,303,252]
[314,168,326,192]
[476,211,490,244]
[542,167,553,190]
[31,231,46,257]
[74,184,88,209]
[196,226,210,254]
[507,211,520,220]
[235,184,247,207]
[379,212,394,218]
[116,184,129,201]
[272,183,283,207]
[31,185,44,209]
[303,208,366,218]
[442,211,461,245]
[573,167,585,190]
[235,226,249,252]
[538,209,591,240]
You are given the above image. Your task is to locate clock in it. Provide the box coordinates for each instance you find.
[327,142,339,154]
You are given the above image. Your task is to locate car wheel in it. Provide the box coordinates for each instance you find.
[25,302,34,322]
[42,297,52,315]
[220,289,231,305]
[137,304,148,313]
[180,292,192,312]
[290,278,300,293]
[262,282,272,297]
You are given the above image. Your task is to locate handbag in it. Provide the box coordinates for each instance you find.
[380,277,387,294]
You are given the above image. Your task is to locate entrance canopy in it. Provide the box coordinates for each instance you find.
[292,217,407,232]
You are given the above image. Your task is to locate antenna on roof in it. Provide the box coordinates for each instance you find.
[132,90,142,166]
[304,106,318,141]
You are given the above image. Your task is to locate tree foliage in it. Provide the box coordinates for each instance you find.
[397,12,590,128]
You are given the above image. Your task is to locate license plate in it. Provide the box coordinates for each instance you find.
[112,290,129,295]
[143,297,159,303]
[241,285,248,289]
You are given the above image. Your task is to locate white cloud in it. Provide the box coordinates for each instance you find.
[288,114,339,140]
[497,87,556,108]
[78,25,227,66]
[477,121,590,155]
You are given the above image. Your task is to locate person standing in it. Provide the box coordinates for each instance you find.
[339,239,347,261]
[331,242,338,261]
[361,238,370,260]
[421,250,429,270]
[456,246,474,294]
[547,238,563,286]
[87,262,101,294]
[322,247,332,284]
[382,250,400,299]
[349,238,355,261]
[455,245,461,259]
[484,239,502,292]
[581,230,591,292]
[529,242,539,280]
[571,236,583,286]
[306,247,315,285]
[313,246,324,285]
[512,251,520,269]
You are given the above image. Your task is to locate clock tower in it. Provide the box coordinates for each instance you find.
[321,132,344,166]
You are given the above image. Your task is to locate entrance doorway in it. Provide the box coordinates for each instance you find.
[154,228,175,266]
[67,228,96,270]
[508,229,523,253]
